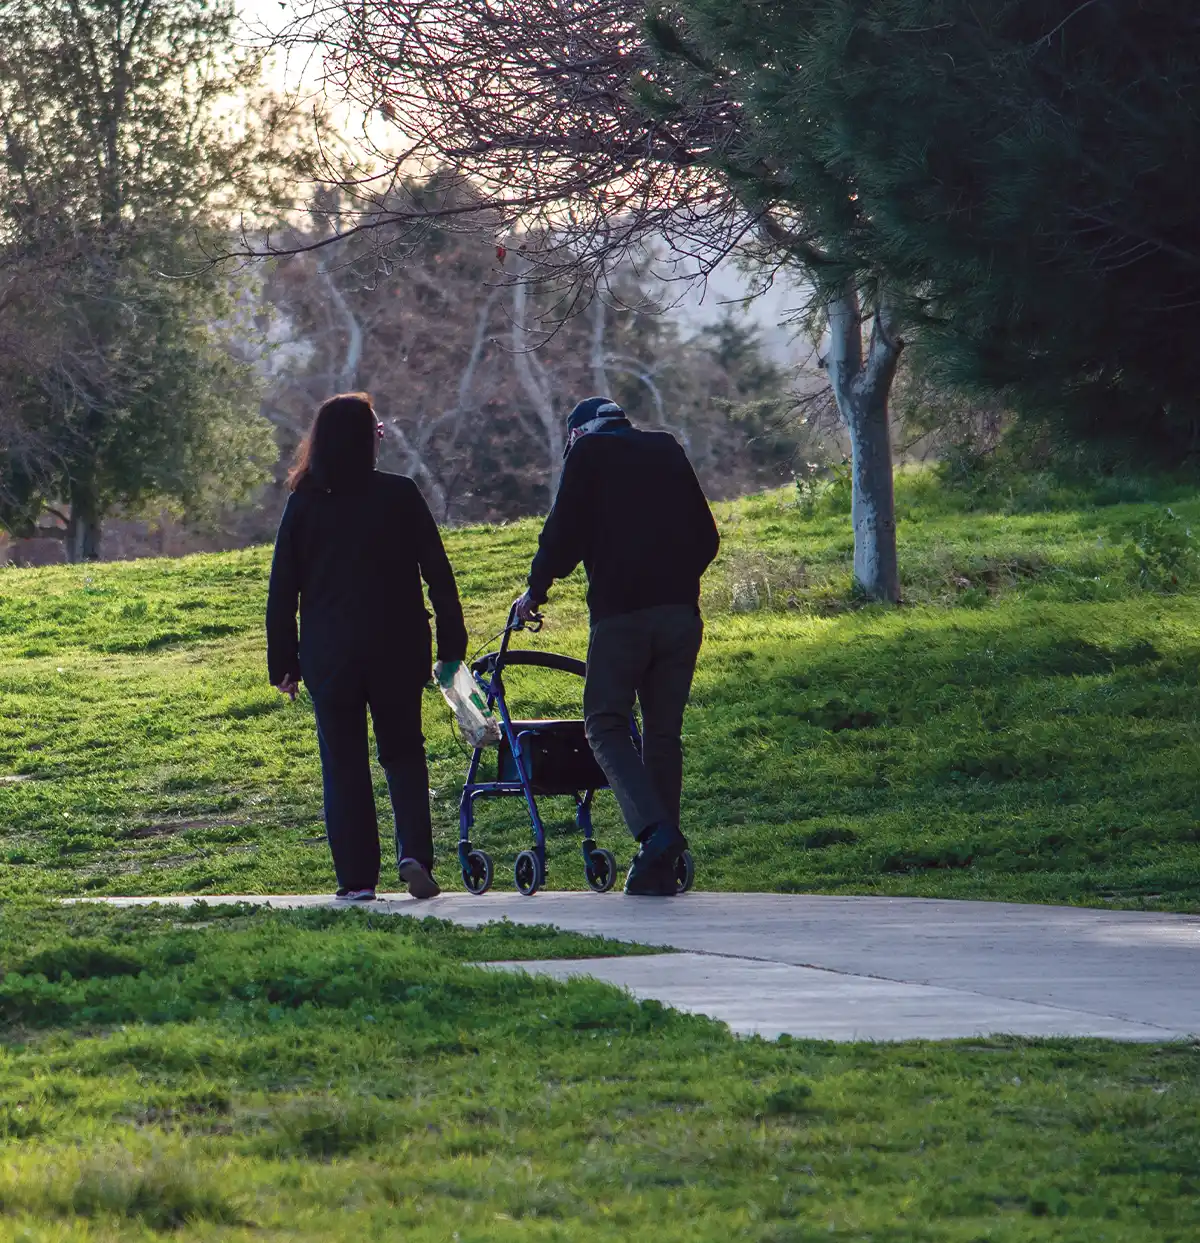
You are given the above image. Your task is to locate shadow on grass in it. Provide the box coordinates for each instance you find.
[683,597,1200,907]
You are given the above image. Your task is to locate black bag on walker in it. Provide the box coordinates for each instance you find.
[497,721,609,796]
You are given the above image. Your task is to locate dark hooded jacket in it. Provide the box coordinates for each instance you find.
[528,425,720,620]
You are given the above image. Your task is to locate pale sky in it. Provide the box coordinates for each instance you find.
[236,0,326,94]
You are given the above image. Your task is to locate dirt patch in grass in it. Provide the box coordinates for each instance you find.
[120,816,245,841]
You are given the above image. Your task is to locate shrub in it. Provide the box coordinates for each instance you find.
[795,459,852,518]
[762,1081,814,1116]
[266,1096,386,1158]
[1121,508,1198,591]
[13,940,144,981]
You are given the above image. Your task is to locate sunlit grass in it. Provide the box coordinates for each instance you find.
[2,471,1198,908]
[0,903,1196,1241]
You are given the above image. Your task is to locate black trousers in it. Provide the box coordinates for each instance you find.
[308,666,433,891]
[582,604,704,840]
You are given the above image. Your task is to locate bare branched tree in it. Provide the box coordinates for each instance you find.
[257,0,904,599]
[254,3,741,285]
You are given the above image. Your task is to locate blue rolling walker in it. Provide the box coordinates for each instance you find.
[456,602,695,897]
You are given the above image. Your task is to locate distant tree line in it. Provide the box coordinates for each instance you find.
[0,1,803,562]
[260,201,803,532]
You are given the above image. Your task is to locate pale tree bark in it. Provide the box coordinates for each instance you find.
[590,296,611,395]
[587,297,692,449]
[383,421,448,517]
[823,281,902,602]
[381,284,502,521]
[511,277,564,505]
[318,259,363,393]
[604,351,696,452]
[423,286,502,520]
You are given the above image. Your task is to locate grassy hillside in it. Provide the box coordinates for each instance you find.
[0,902,1196,1241]
[2,470,1199,909]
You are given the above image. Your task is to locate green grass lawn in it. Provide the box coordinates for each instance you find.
[0,902,1196,1242]
[2,469,1199,908]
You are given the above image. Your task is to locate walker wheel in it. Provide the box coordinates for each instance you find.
[514,850,543,897]
[585,847,617,894]
[675,849,695,894]
[462,849,494,896]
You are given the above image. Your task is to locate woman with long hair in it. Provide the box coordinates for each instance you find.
[266,392,467,900]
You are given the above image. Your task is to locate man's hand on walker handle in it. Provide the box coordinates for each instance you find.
[275,674,301,702]
[515,591,542,624]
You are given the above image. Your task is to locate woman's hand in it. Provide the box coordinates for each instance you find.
[275,674,301,702]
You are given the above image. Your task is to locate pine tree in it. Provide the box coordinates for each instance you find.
[654,0,1200,456]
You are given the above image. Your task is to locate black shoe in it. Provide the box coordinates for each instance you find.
[399,857,441,899]
[624,857,676,896]
[624,824,686,896]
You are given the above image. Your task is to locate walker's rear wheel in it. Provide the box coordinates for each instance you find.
[585,847,617,894]
[674,849,695,894]
[462,849,494,896]
[514,849,543,897]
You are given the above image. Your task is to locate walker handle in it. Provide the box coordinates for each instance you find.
[502,601,543,660]
[484,601,546,676]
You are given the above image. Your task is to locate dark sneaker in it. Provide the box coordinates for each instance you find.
[399,858,442,899]
[334,888,377,902]
[623,856,676,896]
[624,823,687,896]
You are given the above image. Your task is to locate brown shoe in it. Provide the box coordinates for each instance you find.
[399,858,441,899]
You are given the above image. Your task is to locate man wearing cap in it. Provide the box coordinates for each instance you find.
[515,397,720,895]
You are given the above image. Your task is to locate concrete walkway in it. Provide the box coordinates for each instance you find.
[93,891,1200,1042]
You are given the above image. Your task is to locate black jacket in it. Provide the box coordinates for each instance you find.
[266,471,468,688]
[528,426,720,620]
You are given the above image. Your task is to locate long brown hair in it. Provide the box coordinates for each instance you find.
[288,392,379,492]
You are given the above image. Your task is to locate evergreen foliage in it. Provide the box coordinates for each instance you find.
[649,0,1200,455]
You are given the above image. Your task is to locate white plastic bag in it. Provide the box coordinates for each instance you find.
[435,660,501,748]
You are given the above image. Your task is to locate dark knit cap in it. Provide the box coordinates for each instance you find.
[563,397,627,457]
[566,396,625,432]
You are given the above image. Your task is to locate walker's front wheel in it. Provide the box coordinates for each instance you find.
[462,849,494,896]
[674,849,695,894]
[585,847,617,894]
[514,849,543,897]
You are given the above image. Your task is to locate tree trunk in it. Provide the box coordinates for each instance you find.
[843,374,899,600]
[590,295,611,394]
[67,475,102,562]
[511,276,564,504]
[823,282,902,602]
[318,260,452,515]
